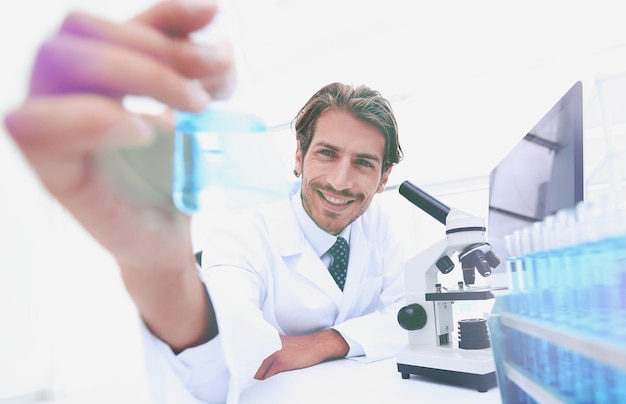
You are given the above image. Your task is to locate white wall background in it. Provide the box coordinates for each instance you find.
[2,0,626,401]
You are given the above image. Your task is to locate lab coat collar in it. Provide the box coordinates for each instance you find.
[260,194,382,320]
[260,191,347,306]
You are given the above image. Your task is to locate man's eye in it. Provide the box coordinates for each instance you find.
[319,149,334,156]
[356,160,374,168]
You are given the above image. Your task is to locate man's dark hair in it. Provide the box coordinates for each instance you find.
[292,82,403,172]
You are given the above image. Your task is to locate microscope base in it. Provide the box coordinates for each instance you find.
[396,345,497,392]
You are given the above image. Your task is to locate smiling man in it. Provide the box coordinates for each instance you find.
[158,82,409,402]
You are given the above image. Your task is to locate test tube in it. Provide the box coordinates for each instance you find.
[172,107,299,214]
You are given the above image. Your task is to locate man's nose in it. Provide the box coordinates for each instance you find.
[327,159,353,191]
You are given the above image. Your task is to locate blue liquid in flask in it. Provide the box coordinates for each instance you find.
[173,108,299,214]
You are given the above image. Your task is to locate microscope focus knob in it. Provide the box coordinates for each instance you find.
[397,303,427,330]
[436,256,454,274]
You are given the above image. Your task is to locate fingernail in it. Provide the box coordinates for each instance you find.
[101,115,155,147]
[196,40,232,65]
[186,79,211,111]
[180,0,215,13]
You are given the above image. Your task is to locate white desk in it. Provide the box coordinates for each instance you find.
[240,357,502,403]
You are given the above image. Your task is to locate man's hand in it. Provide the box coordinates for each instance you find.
[3,0,233,352]
[254,329,349,380]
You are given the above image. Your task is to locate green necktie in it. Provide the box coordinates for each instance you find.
[327,236,349,291]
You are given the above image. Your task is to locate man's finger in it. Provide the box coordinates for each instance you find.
[4,95,154,153]
[58,11,233,79]
[128,0,237,99]
[30,35,211,112]
[131,0,219,38]
[254,355,275,381]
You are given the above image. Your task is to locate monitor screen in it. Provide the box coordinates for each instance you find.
[487,81,584,286]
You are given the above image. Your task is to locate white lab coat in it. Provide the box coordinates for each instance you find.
[141,192,407,404]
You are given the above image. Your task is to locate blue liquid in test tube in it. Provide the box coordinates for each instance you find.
[172,108,299,214]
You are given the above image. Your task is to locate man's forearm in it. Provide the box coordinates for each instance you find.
[322,328,351,359]
[254,328,349,380]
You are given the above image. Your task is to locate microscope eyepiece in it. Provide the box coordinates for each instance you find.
[399,181,450,225]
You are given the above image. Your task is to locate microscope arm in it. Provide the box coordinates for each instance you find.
[404,238,449,298]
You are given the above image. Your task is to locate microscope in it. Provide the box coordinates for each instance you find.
[395,181,501,392]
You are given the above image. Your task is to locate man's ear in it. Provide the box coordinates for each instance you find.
[376,165,393,193]
[294,147,303,177]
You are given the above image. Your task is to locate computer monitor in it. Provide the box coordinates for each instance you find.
[487,81,584,288]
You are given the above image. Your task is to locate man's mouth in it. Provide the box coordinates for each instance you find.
[320,191,354,206]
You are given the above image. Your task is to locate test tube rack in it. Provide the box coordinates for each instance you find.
[488,216,626,403]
